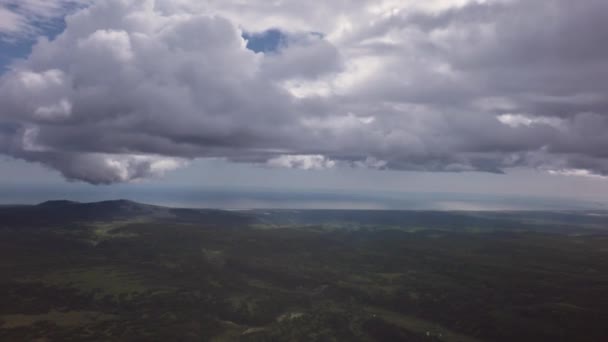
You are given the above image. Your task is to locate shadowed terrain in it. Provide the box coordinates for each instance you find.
[1,201,607,341]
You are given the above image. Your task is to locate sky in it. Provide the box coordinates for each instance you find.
[1,0,608,208]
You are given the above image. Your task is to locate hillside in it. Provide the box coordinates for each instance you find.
[0,200,252,228]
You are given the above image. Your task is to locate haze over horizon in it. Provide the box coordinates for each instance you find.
[2,0,608,207]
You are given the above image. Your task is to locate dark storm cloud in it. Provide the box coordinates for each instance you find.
[1,0,608,183]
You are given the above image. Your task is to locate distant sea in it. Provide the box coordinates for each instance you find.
[2,184,607,211]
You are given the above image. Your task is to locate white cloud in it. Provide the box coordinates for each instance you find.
[34,98,72,120]
[77,29,133,62]
[353,157,388,170]
[268,155,336,170]
[0,6,23,35]
[301,113,375,131]
[0,0,88,40]
[497,114,563,129]
[1,0,608,184]
[547,169,608,180]
[21,126,47,152]
[56,153,187,184]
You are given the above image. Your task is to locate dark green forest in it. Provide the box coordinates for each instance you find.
[1,200,607,341]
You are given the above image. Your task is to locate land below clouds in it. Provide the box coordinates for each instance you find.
[1,200,608,341]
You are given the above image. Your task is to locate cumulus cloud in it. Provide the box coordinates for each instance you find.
[1,0,608,183]
[36,153,186,184]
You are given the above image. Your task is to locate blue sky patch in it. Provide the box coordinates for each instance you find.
[0,17,68,72]
[242,29,288,53]
[0,40,32,72]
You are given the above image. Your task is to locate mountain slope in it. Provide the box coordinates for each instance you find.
[0,200,253,228]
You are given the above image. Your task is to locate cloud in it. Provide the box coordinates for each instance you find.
[35,153,186,184]
[268,155,336,170]
[1,0,608,183]
[548,169,608,180]
[0,0,87,40]
[496,114,563,129]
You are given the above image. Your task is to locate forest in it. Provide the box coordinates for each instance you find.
[1,200,607,341]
